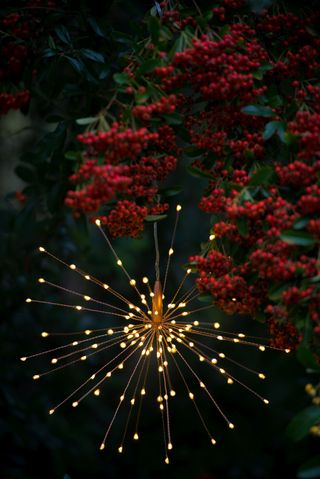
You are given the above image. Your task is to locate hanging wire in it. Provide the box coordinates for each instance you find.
[154,222,160,281]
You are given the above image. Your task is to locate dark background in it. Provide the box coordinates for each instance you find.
[1,1,319,478]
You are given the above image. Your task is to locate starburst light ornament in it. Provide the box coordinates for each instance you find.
[22,205,290,464]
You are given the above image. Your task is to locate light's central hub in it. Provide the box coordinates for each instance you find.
[152,280,163,325]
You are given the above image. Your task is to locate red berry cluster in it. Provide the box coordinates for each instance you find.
[66,123,177,237]
[0,2,55,115]
[65,0,320,354]
[132,94,177,121]
[0,90,30,115]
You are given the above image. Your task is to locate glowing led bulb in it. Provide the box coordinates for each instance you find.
[41,332,49,337]
[133,433,139,440]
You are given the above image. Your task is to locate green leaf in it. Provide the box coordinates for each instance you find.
[247,0,274,13]
[55,25,72,45]
[148,15,160,44]
[144,214,168,222]
[48,36,56,49]
[249,166,275,186]
[287,407,320,442]
[284,132,298,146]
[42,48,56,59]
[137,58,160,76]
[187,165,212,179]
[64,151,81,161]
[297,344,320,372]
[236,217,249,238]
[88,17,107,38]
[198,294,213,303]
[280,230,316,247]
[65,56,84,73]
[80,49,104,63]
[76,117,98,125]
[135,91,150,104]
[309,276,320,283]
[113,72,130,85]
[294,217,310,230]
[263,121,286,141]
[162,112,183,125]
[241,105,274,117]
[15,165,35,183]
[159,186,182,197]
[268,282,291,301]
[253,311,267,323]
[170,34,186,54]
[190,101,208,114]
[298,456,320,478]
[252,63,273,80]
